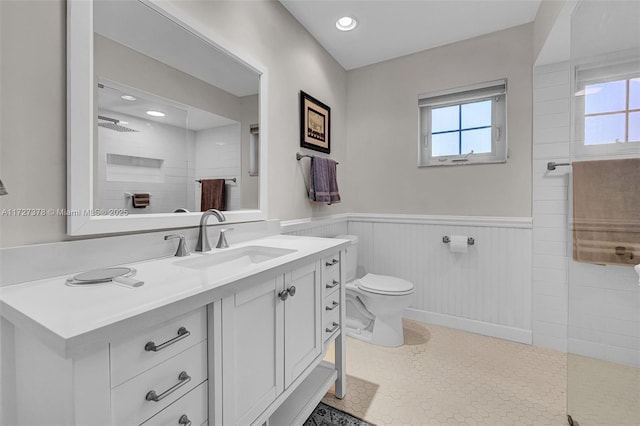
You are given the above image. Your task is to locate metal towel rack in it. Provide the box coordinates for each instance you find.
[195,178,237,183]
[296,152,339,165]
[547,161,571,171]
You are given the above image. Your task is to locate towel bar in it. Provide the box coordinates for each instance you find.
[442,236,475,245]
[296,152,339,165]
[195,178,236,183]
[547,161,571,171]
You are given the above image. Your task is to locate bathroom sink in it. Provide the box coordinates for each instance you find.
[174,245,297,271]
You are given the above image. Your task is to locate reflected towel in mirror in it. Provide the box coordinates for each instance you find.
[200,179,226,211]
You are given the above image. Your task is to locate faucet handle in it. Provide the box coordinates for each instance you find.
[164,234,191,257]
[216,228,234,249]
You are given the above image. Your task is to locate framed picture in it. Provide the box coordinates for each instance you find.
[300,91,331,154]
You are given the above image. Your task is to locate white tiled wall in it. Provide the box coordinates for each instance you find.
[194,124,242,211]
[532,62,571,352]
[97,114,242,214]
[97,111,193,214]
[533,62,640,366]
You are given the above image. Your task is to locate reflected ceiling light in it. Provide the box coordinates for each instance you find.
[146,110,165,117]
[121,95,137,101]
[336,16,357,31]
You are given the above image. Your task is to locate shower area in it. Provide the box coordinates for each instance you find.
[566,1,640,425]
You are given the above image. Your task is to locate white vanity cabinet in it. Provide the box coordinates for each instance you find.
[11,307,210,426]
[221,261,322,426]
[2,236,348,426]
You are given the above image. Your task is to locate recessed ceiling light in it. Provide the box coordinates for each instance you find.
[121,95,137,101]
[146,110,165,117]
[336,16,357,31]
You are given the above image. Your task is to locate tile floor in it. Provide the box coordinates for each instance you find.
[322,320,568,426]
[567,354,640,426]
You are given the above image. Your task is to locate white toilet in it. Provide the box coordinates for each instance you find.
[336,235,414,347]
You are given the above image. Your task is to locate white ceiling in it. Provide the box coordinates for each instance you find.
[280,0,542,70]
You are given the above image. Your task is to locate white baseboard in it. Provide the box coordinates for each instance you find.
[404,308,533,345]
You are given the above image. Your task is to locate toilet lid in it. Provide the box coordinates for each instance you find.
[357,273,414,295]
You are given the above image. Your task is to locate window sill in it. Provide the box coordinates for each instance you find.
[419,158,507,167]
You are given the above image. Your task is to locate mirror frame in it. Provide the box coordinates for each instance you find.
[67,0,268,235]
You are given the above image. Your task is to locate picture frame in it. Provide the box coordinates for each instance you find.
[300,91,331,154]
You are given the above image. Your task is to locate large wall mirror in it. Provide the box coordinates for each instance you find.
[67,0,268,235]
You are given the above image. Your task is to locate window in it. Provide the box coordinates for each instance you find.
[574,58,640,155]
[419,79,507,167]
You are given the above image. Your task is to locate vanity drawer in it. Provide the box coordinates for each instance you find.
[323,306,340,342]
[323,294,340,315]
[112,340,208,426]
[111,308,207,387]
[323,267,341,299]
[140,380,208,426]
[323,253,340,273]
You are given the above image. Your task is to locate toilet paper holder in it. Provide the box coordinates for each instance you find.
[442,236,475,246]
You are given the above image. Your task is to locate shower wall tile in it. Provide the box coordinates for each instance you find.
[533,61,640,366]
[533,141,571,159]
[532,62,571,352]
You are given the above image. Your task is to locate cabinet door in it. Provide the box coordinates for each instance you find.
[222,277,284,425]
[283,261,322,388]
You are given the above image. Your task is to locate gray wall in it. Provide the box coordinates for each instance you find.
[344,24,534,217]
[0,0,67,246]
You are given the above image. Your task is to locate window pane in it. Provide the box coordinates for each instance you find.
[629,112,640,142]
[585,80,626,114]
[630,78,640,110]
[432,132,459,157]
[431,105,459,133]
[461,100,491,129]
[584,113,626,145]
[461,128,492,154]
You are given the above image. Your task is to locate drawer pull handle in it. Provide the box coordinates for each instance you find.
[326,280,340,289]
[325,259,339,267]
[145,371,191,402]
[178,415,192,426]
[325,322,339,333]
[145,327,190,352]
[326,301,339,311]
[287,285,296,297]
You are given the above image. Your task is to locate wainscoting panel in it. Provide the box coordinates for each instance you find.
[281,214,533,344]
[348,216,532,343]
[280,215,348,239]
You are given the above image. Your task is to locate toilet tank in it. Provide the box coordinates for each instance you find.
[335,235,358,282]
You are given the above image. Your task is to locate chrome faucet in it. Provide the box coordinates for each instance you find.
[164,234,190,257]
[196,209,226,252]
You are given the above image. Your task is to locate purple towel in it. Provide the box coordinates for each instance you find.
[309,157,341,205]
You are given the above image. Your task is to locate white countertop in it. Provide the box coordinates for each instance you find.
[0,235,348,358]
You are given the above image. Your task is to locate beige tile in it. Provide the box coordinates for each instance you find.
[567,354,640,426]
[323,320,568,426]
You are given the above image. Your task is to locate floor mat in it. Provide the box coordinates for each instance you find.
[304,402,375,426]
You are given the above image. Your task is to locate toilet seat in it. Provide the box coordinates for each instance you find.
[355,273,414,296]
